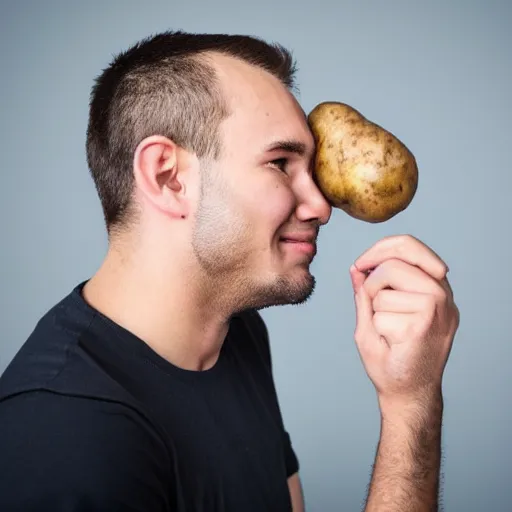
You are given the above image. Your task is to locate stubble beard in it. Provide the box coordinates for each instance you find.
[250,271,316,313]
[191,174,316,314]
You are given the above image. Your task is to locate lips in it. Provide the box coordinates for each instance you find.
[279,234,317,256]
[280,237,316,245]
[279,232,317,244]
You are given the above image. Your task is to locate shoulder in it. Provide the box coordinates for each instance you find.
[0,390,174,510]
[0,285,94,399]
[1,285,147,409]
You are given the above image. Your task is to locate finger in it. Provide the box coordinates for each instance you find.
[354,285,385,352]
[363,258,445,299]
[373,290,433,314]
[354,235,448,281]
[349,264,366,295]
[373,311,415,346]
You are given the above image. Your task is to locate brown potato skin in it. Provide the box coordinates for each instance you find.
[308,102,419,223]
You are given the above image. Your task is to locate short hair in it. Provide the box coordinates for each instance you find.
[85,30,297,234]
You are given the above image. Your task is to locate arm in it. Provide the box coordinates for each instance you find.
[350,235,459,511]
[288,472,305,512]
[365,395,443,511]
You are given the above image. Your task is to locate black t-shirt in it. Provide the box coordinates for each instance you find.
[0,282,299,511]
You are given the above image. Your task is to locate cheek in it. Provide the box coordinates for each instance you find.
[243,179,296,226]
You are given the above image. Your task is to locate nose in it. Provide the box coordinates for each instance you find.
[294,173,332,226]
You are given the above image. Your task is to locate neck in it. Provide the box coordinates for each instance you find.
[82,242,233,372]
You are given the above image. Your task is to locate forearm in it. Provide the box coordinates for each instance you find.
[364,394,443,512]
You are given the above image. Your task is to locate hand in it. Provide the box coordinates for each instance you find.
[349,235,460,409]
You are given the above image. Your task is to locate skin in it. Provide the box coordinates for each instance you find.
[84,53,330,371]
[351,235,459,511]
[83,52,459,510]
[83,53,330,508]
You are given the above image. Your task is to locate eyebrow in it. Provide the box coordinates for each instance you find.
[263,139,309,157]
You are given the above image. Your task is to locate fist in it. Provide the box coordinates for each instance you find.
[349,235,460,404]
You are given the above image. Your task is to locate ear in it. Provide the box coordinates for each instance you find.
[132,135,195,220]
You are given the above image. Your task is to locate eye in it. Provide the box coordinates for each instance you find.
[267,158,288,173]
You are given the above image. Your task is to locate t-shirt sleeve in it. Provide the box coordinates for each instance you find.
[245,310,300,478]
[0,390,173,511]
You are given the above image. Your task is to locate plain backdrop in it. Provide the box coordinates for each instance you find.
[1,1,510,510]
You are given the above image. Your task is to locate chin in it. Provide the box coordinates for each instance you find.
[243,271,316,313]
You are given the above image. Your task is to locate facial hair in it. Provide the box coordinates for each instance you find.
[191,167,316,313]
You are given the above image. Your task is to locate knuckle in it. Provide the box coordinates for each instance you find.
[396,238,408,257]
[381,234,396,244]
[398,233,416,250]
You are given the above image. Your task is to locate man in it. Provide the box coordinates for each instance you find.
[0,31,459,511]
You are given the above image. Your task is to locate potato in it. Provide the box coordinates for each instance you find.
[308,102,418,223]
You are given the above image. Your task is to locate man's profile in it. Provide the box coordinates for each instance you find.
[0,30,459,511]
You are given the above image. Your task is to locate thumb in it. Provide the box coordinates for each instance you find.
[350,264,371,331]
[349,264,366,295]
[352,275,384,355]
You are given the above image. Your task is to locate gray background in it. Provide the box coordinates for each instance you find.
[1,0,510,510]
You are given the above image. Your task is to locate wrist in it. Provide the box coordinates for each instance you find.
[377,389,444,427]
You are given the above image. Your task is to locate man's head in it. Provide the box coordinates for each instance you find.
[86,31,331,311]
[86,31,296,233]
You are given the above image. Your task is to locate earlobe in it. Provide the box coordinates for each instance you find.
[133,135,189,219]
